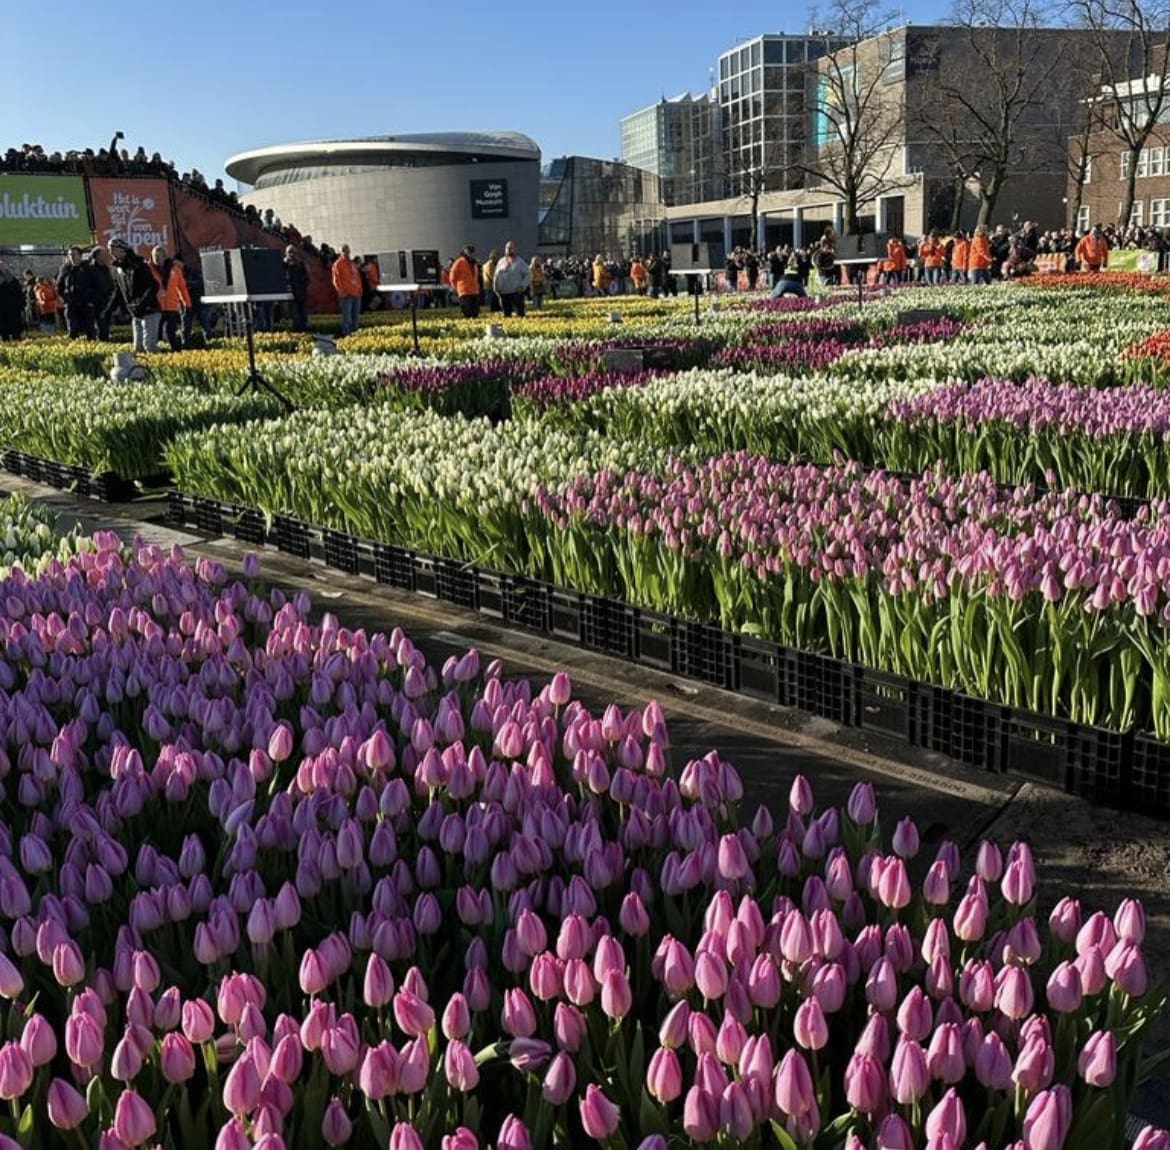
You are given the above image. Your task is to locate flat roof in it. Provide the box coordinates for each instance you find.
[225,131,540,184]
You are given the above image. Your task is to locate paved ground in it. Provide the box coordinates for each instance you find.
[5,479,1170,1128]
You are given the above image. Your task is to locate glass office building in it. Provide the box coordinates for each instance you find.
[620,94,718,206]
[716,34,843,195]
[539,156,665,256]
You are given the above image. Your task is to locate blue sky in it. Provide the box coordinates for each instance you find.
[1,0,941,186]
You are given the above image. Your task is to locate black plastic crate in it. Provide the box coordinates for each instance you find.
[41,460,69,490]
[1069,725,1131,805]
[635,611,674,672]
[734,635,785,704]
[855,668,913,743]
[948,693,1006,773]
[1,448,22,476]
[1005,711,1073,789]
[88,472,137,502]
[229,506,266,546]
[413,555,437,598]
[21,455,46,483]
[435,559,477,609]
[549,586,583,642]
[476,570,505,618]
[793,651,852,726]
[322,529,359,575]
[166,491,190,527]
[274,515,310,559]
[912,683,954,755]
[582,596,635,660]
[1129,735,1170,818]
[503,577,550,632]
[674,621,735,688]
[374,543,415,590]
[194,498,224,536]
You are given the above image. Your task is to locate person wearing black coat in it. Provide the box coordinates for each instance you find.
[87,247,116,340]
[0,263,23,341]
[56,246,99,340]
[105,237,161,351]
[284,246,309,332]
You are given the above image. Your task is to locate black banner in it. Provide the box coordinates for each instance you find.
[470,179,509,219]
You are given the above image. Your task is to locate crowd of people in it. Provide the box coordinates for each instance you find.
[2,139,348,271]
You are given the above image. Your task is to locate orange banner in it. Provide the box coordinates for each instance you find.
[89,178,175,255]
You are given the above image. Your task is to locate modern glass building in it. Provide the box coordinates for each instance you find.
[539,156,665,257]
[619,94,718,206]
[716,33,846,195]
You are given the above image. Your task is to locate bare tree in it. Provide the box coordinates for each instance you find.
[799,0,910,235]
[1070,0,1170,227]
[911,0,1082,227]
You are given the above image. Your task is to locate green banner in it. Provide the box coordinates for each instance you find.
[1109,249,1141,272]
[0,174,90,246]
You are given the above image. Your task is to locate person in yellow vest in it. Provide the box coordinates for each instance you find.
[482,250,500,312]
[950,232,970,284]
[1074,224,1110,272]
[530,255,547,308]
[592,254,611,296]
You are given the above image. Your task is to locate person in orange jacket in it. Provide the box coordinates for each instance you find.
[630,257,648,295]
[950,232,970,284]
[1074,224,1110,272]
[448,245,481,319]
[34,277,62,332]
[883,235,907,284]
[152,245,192,350]
[332,244,363,335]
[968,225,993,284]
[919,231,945,284]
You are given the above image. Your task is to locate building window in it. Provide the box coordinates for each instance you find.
[1077,204,1091,232]
[1130,199,1144,225]
[1150,147,1164,176]
[1084,155,1092,184]
[1121,152,1131,180]
[1137,150,1150,178]
[1151,198,1170,226]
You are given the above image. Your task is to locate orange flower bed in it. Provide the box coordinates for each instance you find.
[1024,270,1170,294]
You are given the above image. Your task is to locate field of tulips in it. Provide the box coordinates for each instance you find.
[0,493,80,574]
[0,537,1167,1150]
[0,377,281,480]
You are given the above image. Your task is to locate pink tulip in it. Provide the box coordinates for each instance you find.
[682,1085,719,1142]
[1107,941,1148,997]
[843,1051,885,1114]
[389,1124,425,1150]
[995,964,1034,1019]
[47,1078,89,1129]
[0,1042,32,1100]
[793,997,829,1051]
[1133,1129,1170,1150]
[774,1049,815,1117]
[647,1046,683,1103]
[580,1084,620,1139]
[160,1033,196,1084]
[1022,1085,1072,1150]
[1046,961,1083,1013]
[925,1088,967,1147]
[112,1089,156,1146]
[394,989,436,1038]
[890,1037,929,1104]
[444,1041,479,1091]
[322,1099,353,1147]
[540,1050,576,1105]
[496,1116,531,1150]
[19,1013,56,1066]
[442,1130,480,1150]
[222,1052,262,1114]
[1078,1030,1117,1088]
[846,782,876,824]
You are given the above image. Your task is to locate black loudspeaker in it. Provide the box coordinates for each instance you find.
[200,248,287,298]
[377,250,442,286]
[670,241,725,272]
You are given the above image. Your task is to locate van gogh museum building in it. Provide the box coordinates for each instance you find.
[225,132,543,260]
